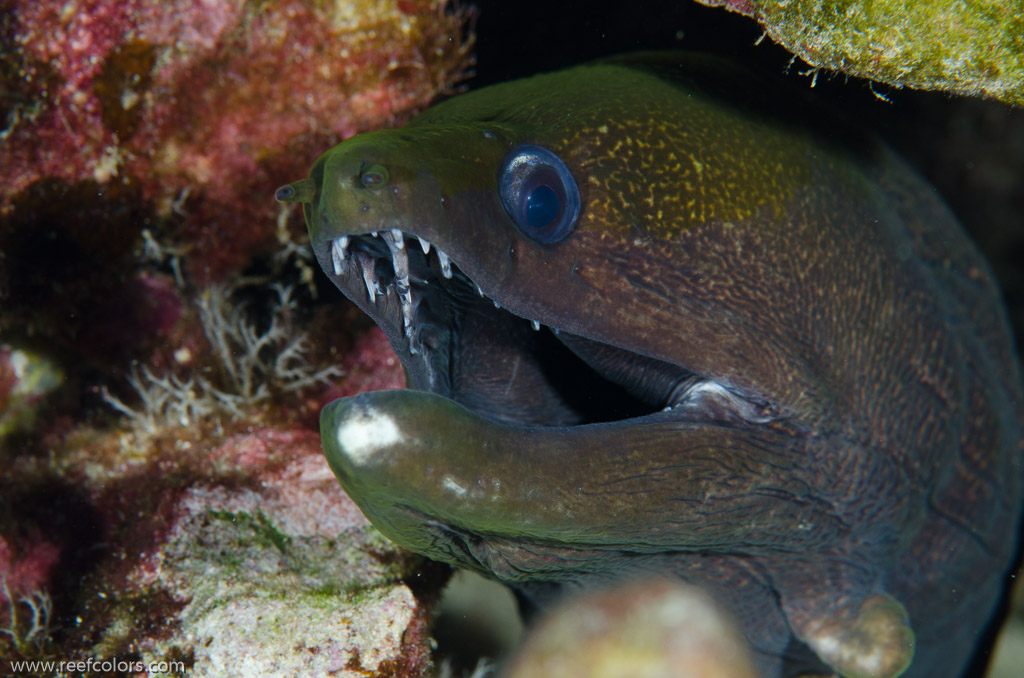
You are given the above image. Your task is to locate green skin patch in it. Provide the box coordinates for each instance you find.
[278,53,1023,678]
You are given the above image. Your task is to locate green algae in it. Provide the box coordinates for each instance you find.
[206,508,292,556]
[177,508,418,596]
[702,0,1024,106]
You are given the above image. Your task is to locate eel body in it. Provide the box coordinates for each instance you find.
[278,53,1023,678]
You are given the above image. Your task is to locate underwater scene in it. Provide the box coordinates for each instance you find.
[2,1,1022,677]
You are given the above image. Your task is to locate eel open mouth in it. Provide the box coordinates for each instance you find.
[311,228,777,430]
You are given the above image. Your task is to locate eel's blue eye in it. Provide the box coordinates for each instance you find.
[526,185,559,228]
[499,145,580,244]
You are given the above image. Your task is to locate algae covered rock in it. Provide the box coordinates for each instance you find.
[127,472,434,677]
[1,420,437,677]
[698,0,1024,105]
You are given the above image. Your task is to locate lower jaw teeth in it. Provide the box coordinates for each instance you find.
[398,284,416,345]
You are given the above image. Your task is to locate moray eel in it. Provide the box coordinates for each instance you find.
[277,53,1023,678]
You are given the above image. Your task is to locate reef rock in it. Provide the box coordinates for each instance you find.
[698,0,1024,106]
[1,0,475,285]
[1,332,427,675]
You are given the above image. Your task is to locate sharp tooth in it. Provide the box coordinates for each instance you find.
[398,283,413,327]
[381,228,406,253]
[437,249,452,279]
[383,230,415,337]
[476,283,485,297]
[387,237,410,288]
[371,230,379,237]
[531,320,541,331]
[417,236,431,254]
[393,256,410,285]
[402,297,416,348]
[493,299,501,309]
[360,261,378,303]
[340,235,349,249]
[331,239,347,275]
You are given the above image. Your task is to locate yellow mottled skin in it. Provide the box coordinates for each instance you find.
[407,56,820,238]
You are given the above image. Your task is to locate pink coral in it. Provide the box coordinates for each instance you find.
[1,7,467,670]
[2,0,474,284]
[1,0,469,418]
[0,536,60,611]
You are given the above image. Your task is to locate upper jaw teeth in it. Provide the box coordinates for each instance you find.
[329,230,454,354]
[331,236,349,275]
[436,249,452,279]
[326,229,546,353]
[380,230,415,334]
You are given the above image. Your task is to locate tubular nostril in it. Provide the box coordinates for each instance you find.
[275,177,317,203]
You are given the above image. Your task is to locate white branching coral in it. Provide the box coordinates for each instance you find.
[103,282,341,435]
[102,365,223,432]
[1,577,53,657]
[198,282,341,399]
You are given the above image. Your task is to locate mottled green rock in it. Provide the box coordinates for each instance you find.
[699,0,1024,106]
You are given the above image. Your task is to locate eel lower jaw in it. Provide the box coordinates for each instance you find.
[320,390,685,530]
[319,387,786,566]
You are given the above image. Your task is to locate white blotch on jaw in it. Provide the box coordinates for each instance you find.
[335,407,404,465]
[442,475,467,497]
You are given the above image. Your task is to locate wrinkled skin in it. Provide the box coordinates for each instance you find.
[278,54,1023,678]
